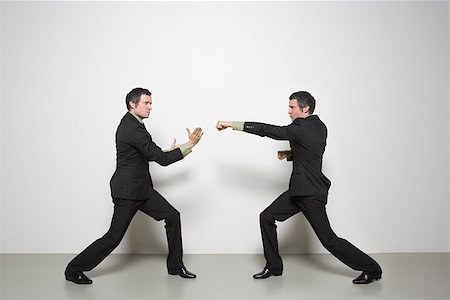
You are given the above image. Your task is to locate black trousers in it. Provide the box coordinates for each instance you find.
[67,189,183,273]
[260,191,381,274]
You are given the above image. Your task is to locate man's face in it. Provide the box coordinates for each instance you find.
[288,99,307,121]
[130,94,152,119]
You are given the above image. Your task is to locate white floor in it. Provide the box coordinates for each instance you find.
[1,253,449,300]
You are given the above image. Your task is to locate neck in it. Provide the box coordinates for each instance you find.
[129,111,143,123]
[298,113,311,119]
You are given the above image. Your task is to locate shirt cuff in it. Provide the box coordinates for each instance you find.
[180,142,192,157]
[232,121,244,131]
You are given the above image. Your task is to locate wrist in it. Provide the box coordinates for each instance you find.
[232,121,244,131]
[180,142,192,157]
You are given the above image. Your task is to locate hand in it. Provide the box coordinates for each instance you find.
[277,150,292,160]
[187,127,203,148]
[170,138,179,151]
[216,121,233,131]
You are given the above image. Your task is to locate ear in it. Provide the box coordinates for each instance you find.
[301,106,310,113]
[129,101,136,109]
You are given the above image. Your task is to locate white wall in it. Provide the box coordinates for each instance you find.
[1,1,448,254]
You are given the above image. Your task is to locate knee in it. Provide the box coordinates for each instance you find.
[165,209,180,224]
[260,210,275,224]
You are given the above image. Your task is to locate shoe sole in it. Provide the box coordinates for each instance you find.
[65,276,92,284]
[168,271,196,278]
[353,275,381,284]
[253,273,282,279]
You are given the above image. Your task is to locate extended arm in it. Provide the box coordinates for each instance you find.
[216,120,293,140]
[216,120,293,161]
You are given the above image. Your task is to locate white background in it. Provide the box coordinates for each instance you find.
[1,1,449,254]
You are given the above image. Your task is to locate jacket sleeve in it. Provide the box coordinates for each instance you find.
[130,125,184,166]
[243,122,296,141]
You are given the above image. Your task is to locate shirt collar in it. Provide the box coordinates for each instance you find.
[293,115,318,122]
[129,111,143,124]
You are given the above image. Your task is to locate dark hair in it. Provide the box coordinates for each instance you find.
[126,87,152,110]
[289,91,316,114]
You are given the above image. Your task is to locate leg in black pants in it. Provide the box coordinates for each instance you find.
[66,198,140,273]
[66,190,184,274]
[299,195,381,274]
[138,189,184,272]
[259,191,381,275]
[259,191,301,274]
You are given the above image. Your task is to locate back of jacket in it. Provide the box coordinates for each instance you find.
[110,112,183,200]
[244,115,331,196]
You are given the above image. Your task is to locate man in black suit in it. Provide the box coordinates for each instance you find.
[65,87,203,284]
[216,91,382,284]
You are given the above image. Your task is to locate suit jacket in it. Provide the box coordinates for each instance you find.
[244,115,331,196]
[110,112,184,200]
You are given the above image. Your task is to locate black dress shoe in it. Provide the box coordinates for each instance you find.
[169,266,197,279]
[352,271,382,284]
[65,269,93,284]
[253,268,282,279]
